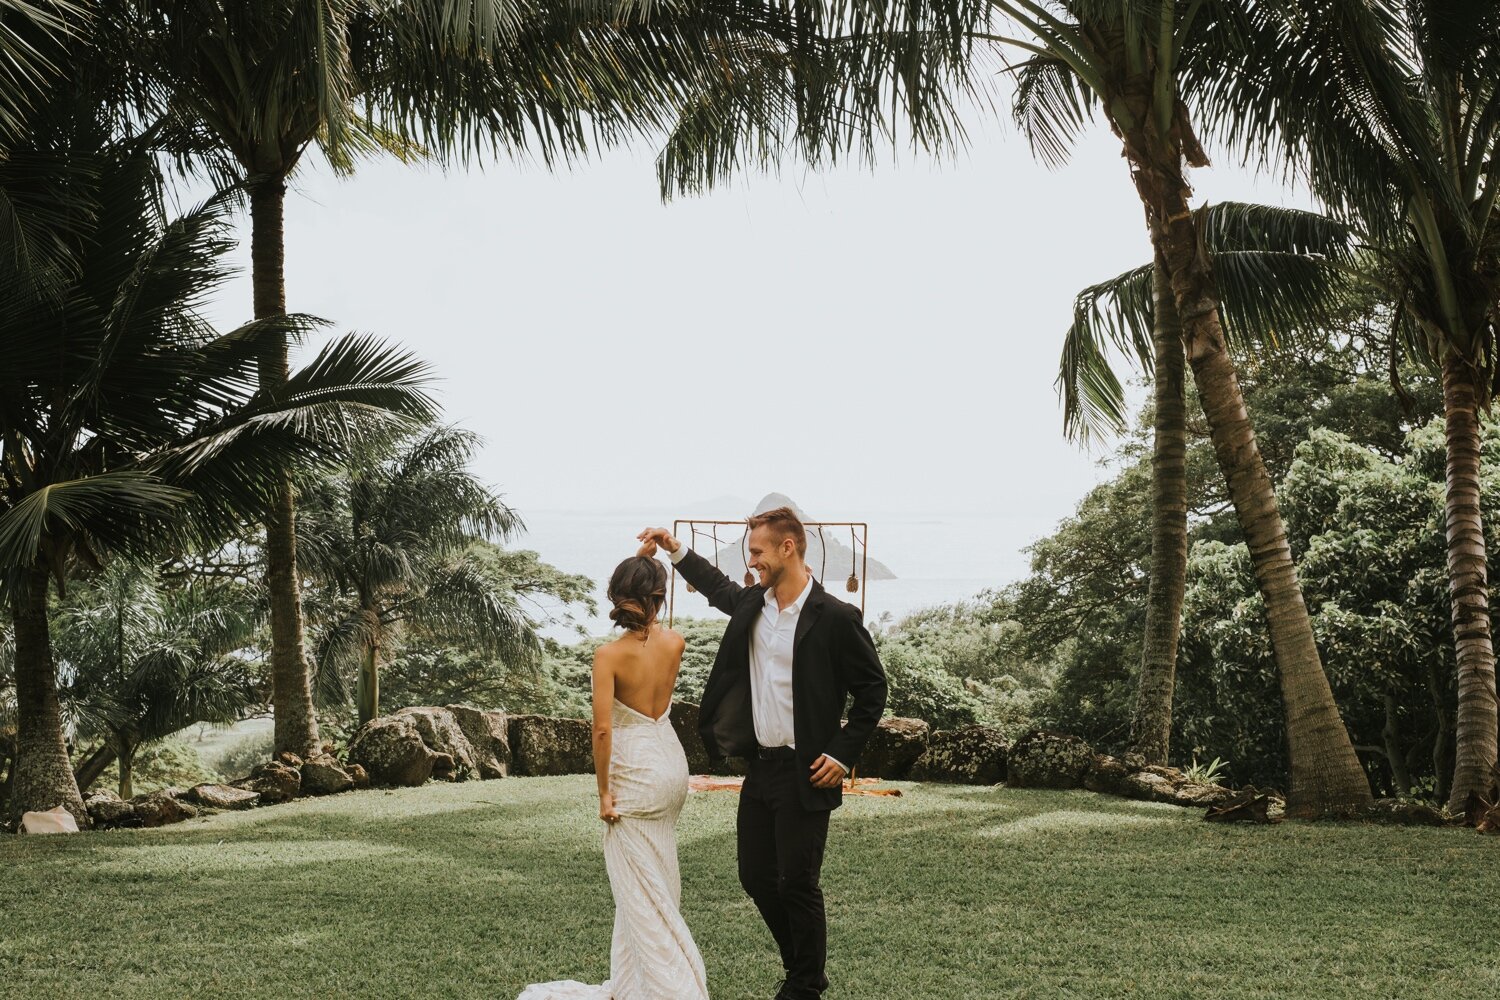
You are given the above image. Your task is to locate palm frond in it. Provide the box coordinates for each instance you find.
[0,473,189,574]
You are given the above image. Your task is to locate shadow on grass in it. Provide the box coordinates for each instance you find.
[2,778,1496,1000]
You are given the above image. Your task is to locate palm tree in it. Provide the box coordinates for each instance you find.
[131,0,810,757]
[1058,202,1359,767]
[0,95,434,827]
[297,426,536,724]
[654,0,989,197]
[0,2,89,144]
[1206,0,1500,815]
[58,561,259,798]
[990,2,1372,815]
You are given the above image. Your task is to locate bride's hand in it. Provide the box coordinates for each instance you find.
[599,793,621,824]
[636,537,658,558]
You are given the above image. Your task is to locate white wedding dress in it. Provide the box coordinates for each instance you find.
[518,698,709,1000]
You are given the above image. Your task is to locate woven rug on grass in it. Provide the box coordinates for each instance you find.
[688,775,901,797]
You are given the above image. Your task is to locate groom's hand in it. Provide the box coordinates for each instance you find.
[637,527,680,555]
[809,755,846,789]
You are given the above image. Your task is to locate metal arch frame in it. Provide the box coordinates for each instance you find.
[667,519,869,626]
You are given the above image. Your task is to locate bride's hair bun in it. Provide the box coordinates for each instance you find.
[608,556,668,637]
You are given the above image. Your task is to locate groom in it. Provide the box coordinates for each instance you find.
[639,508,887,1000]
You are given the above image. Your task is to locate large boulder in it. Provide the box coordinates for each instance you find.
[85,790,139,829]
[348,715,445,787]
[1364,798,1447,827]
[911,726,1009,785]
[232,760,302,804]
[1006,730,1095,789]
[299,754,354,796]
[445,705,510,779]
[131,790,198,828]
[857,717,929,780]
[396,707,478,780]
[508,715,594,776]
[1083,754,1134,797]
[1082,754,1241,808]
[187,783,260,810]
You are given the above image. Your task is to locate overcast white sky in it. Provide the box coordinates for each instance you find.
[195,103,1309,551]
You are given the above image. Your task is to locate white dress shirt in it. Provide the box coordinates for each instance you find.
[672,546,846,775]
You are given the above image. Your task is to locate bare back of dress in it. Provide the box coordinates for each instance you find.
[517,693,708,1000]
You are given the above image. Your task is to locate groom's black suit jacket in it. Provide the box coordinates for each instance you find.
[676,549,888,812]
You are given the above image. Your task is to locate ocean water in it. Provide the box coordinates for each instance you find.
[514,508,1043,640]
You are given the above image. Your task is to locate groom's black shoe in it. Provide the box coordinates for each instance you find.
[774,974,830,999]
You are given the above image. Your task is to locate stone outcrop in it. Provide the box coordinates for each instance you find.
[298,754,355,796]
[445,705,510,779]
[1364,798,1447,827]
[1006,730,1096,790]
[131,790,198,828]
[232,760,302,804]
[911,726,1009,785]
[508,715,594,777]
[346,763,371,790]
[396,707,477,780]
[186,783,260,810]
[857,717,929,780]
[1086,754,1239,808]
[84,790,138,829]
[347,715,446,787]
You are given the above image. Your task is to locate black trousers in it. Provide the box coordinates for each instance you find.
[737,756,832,998]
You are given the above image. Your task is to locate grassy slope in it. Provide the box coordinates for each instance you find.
[1,778,1495,999]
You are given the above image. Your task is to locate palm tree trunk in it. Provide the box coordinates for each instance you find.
[1130,254,1189,765]
[6,567,87,829]
[1440,351,1499,814]
[357,638,380,726]
[1123,125,1372,817]
[250,173,321,758]
[73,743,117,793]
[117,741,136,801]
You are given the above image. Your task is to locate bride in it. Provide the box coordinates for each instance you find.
[519,543,709,1000]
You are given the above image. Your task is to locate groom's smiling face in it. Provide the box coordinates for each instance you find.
[747,525,793,589]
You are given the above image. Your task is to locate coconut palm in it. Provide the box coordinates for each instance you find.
[991,1,1373,815]
[1201,0,1500,815]
[127,0,817,757]
[0,2,89,144]
[1058,201,1359,766]
[0,94,434,827]
[296,425,536,724]
[654,0,990,197]
[58,561,259,798]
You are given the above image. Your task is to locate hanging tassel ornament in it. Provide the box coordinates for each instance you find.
[846,526,860,592]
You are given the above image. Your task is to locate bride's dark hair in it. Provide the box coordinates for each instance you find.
[608,555,667,638]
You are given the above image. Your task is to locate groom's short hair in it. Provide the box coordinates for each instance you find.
[747,506,807,558]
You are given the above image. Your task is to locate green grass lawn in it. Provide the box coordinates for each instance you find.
[1,777,1495,999]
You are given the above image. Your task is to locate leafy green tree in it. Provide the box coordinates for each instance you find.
[1215,0,1500,813]
[1176,422,1477,797]
[0,94,431,827]
[58,562,258,798]
[875,638,983,730]
[297,426,540,724]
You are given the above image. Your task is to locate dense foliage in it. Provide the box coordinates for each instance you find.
[877,335,1467,796]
